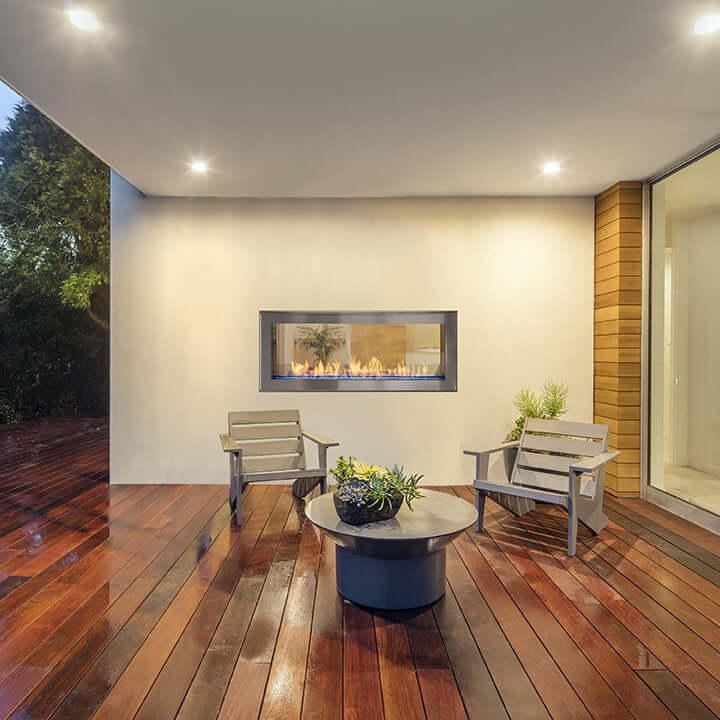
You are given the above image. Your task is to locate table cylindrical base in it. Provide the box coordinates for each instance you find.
[335,546,446,609]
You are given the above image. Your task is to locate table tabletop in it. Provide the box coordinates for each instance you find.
[305,488,477,543]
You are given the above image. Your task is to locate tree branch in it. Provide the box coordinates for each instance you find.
[85,305,109,331]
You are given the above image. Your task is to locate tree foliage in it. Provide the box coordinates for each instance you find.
[0,101,109,422]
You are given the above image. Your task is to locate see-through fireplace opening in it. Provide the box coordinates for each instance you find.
[259,311,457,392]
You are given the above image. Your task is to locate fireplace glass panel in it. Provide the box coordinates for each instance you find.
[272,323,444,379]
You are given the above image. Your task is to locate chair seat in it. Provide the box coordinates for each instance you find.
[473,478,567,505]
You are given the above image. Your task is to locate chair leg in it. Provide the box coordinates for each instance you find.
[320,473,327,495]
[568,490,578,557]
[475,490,487,532]
[236,484,244,526]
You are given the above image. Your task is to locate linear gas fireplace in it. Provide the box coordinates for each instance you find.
[260,311,457,392]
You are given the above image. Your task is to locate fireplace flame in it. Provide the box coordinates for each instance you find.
[290,357,431,378]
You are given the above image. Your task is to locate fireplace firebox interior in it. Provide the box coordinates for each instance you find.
[260,311,457,391]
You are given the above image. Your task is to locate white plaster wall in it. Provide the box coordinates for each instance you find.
[110,171,594,485]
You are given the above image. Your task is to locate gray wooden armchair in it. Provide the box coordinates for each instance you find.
[220,410,339,523]
[464,418,619,556]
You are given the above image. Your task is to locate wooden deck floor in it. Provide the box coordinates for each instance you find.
[1,420,720,719]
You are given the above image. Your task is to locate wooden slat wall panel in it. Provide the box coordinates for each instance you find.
[594,181,643,497]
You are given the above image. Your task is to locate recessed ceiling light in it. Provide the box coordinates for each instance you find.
[542,161,561,175]
[695,14,720,35]
[67,8,100,32]
[190,160,208,174]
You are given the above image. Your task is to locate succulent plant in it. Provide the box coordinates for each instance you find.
[330,456,424,511]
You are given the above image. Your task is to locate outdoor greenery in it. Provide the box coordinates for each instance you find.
[332,456,424,511]
[504,381,569,442]
[296,325,344,365]
[0,101,109,423]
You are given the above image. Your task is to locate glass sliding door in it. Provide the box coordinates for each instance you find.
[650,148,720,515]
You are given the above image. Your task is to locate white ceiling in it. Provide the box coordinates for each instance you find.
[1,0,720,198]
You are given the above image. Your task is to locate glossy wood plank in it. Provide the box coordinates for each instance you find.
[7,487,228,719]
[175,489,295,720]
[417,668,468,720]
[530,507,720,716]
[432,581,509,720]
[132,486,279,720]
[479,499,673,719]
[0,486,220,718]
[638,669,718,720]
[49,497,234,720]
[301,534,342,720]
[260,510,321,720]
[374,611,425,720]
[343,602,384,720]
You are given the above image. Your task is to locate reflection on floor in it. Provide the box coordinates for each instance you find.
[659,464,720,515]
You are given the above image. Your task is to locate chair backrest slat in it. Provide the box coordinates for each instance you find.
[242,455,304,474]
[230,424,301,441]
[229,410,300,425]
[511,418,609,496]
[514,467,567,494]
[228,409,305,473]
[522,434,604,457]
[229,438,303,457]
[524,418,608,440]
[516,450,575,474]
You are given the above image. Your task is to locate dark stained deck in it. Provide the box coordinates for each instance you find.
[0,419,719,718]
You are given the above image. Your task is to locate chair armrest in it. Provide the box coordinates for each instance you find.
[302,430,340,448]
[570,450,620,474]
[464,441,519,457]
[219,433,242,453]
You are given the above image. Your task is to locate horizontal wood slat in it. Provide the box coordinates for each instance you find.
[229,438,303,456]
[595,319,642,335]
[594,363,641,377]
[595,262,642,282]
[513,467,567,493]
[594,390,641,406]
[594,376,641,391]
[595,247,643,268]
[595,290,643,308]
[230,424,302,441]
[242,455,304,474]
[229,410,300,424]
[521,434,605,457]
[517,451,575,474]
[595,305,642,322]
[594,276,642,295]
[596,219,642,241]
[594,181,643,497]
[525,418,608,439]
[595,180,642,201]
[594,334,641,349]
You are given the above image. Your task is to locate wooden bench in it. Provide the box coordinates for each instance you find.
[219,409,339,523]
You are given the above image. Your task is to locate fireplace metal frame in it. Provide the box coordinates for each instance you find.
[260,310,457,392]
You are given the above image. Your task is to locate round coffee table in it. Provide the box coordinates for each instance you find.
[305,489,477,609]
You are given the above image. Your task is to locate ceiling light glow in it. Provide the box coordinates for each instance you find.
[67,8,100,32]
[695,14,720,35]
[542,161,561,175]
[190,160,208,174]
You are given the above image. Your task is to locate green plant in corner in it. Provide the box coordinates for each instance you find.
[504,380,569,442]
[296,325,345,365]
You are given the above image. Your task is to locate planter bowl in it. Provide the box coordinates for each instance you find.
[333,491,403,525]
